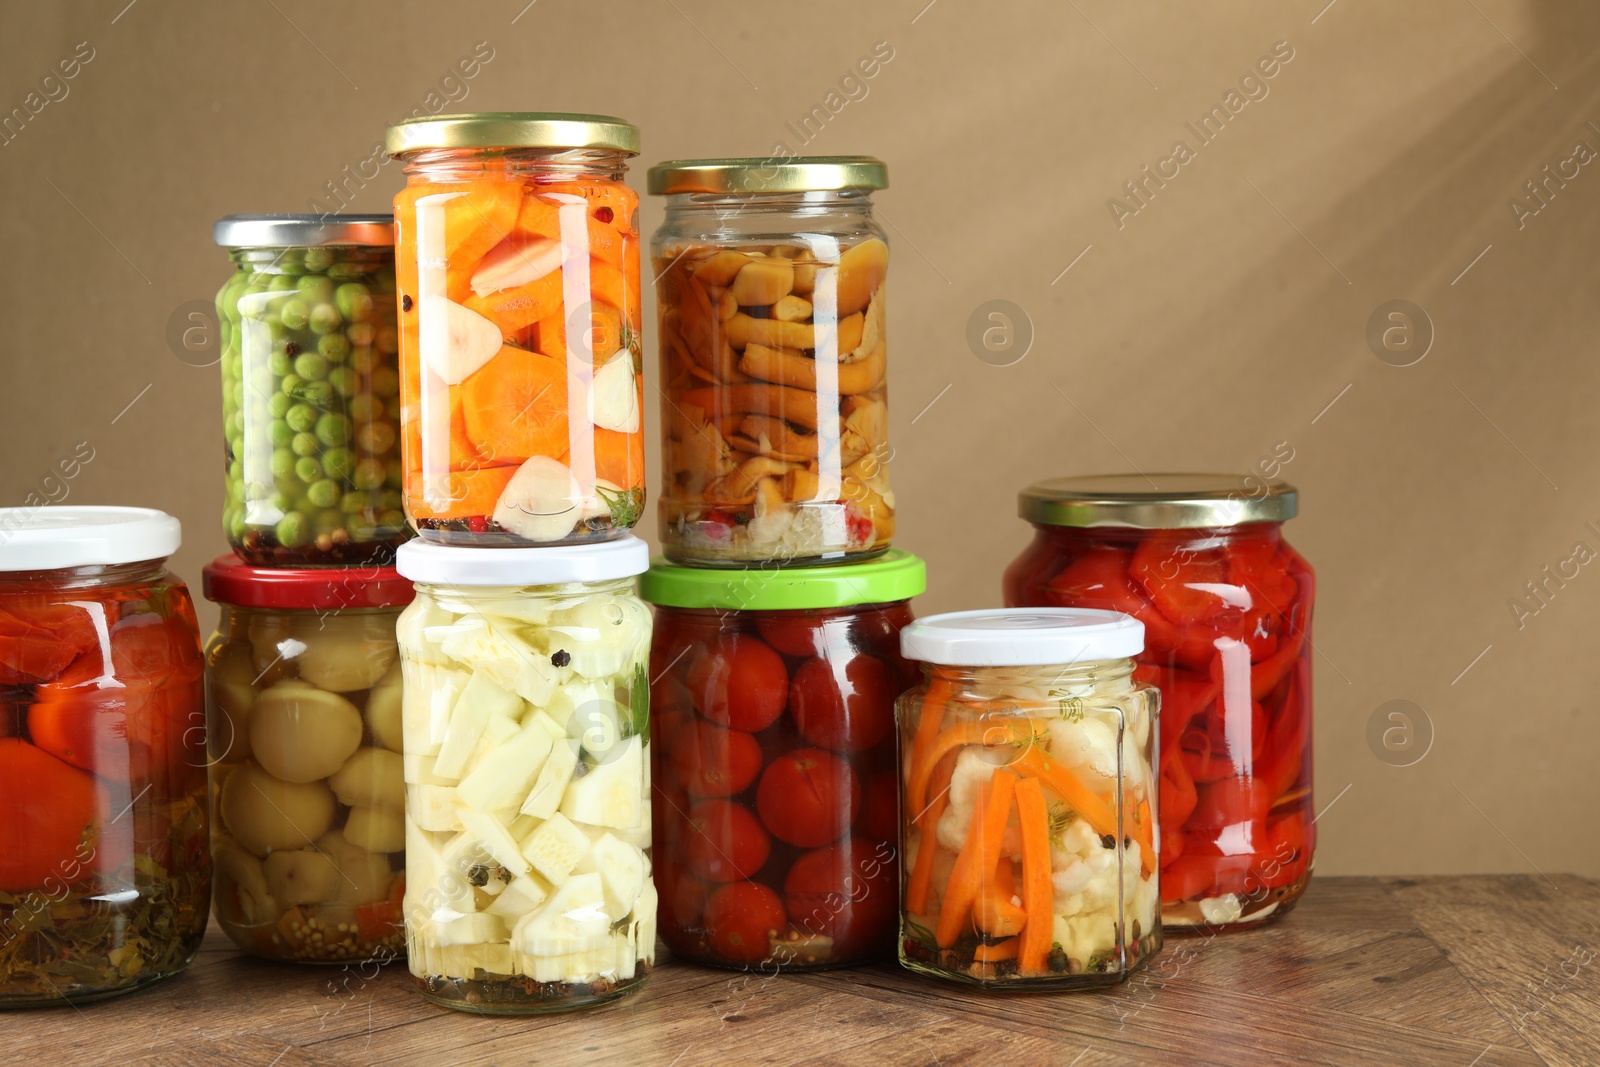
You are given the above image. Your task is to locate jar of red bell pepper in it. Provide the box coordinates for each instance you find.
[0,506,211,1006]
[1004,475,1315,929]
[640,550,925,970]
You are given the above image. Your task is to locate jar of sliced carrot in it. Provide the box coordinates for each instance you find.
[386,113,644,547]
[897,608,1161,988]
[1004,475,1316,931]
[648,157,892,566]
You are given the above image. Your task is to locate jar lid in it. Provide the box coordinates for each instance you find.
[386,112,640,156]
[213,214,395,248]
[901,608,1144,667]
[648,156,888,195]
[1018,473,1298,530]
[395,535,649,587]
[639,550,925,611]
[0,506,180,572]
[203,555,414,611]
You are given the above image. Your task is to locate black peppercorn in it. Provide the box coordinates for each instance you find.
[552,649,571,667]
[402,293,413,312]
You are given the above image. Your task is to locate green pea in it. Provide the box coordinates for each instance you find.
[322,447,353,480]
[327,260,361,281]
[225,506,247,542]
[228,458,243,482]
[306,479,341,509]
[341,490,371,514]
[291,431,321,458]
[222,352,243,379]
[345,322,376,348]
[248,365,275,395]
[378,488,404,511]
[295,456,322,484]
[303,247,334,273]
[309,303,342,335]
[279,298,310,331]
[348,394,380,422]
[294,352,329,381]
[268,274,298,292]
[375,324,399,355]
[286,403,317,433]
[296,274,334,303]
[349,347,378,374]
[371,270,396,295]
[334,283,373,323]
[355,421,396,455]
[370,367,400,398]
[352,458,386,491]
[300,380,335,408]
[385,396,404,421]
[228,434,245,461]
[318,333,351,362]
[270,448,296,478]
[384,458,404,490]
[315,412,351,447]
[268,392,292,418]
[224,409,243,437]
[268,349,292,377]
[327,366,359,398]
[376,508,406,532]
[275,511,311,548]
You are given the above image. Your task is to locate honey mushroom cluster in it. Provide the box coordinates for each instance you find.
[658,238,892,559]
[206,612,406,962]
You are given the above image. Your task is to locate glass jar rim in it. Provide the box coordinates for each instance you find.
[1018,473,1297,529]
[386,112,639,157]
[648,156,888,195]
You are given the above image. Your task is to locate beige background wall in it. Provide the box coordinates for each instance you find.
[2,0,1597,878]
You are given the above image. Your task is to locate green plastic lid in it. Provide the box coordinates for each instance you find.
[640,550,926,611]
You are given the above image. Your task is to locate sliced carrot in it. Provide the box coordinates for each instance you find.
[448,388,487,471]
[463,270,565,336]
[536,179,638,234]
[460,345,569,462]
[973,857,1028,938]
[907,717,1040,816]
[906,678,954,803]
[1014,777,1055,975]
[555,304,622,363]
[1011,744,1156,878]
[514,193,562,240]
[590,260,635,331]
[406,465,518,521]
[442,179,521,265]
[905,749,958,917]
[531,310,565,359]
[936,769,1017,948]
[973,939,1020,964]
[593,427,645,491]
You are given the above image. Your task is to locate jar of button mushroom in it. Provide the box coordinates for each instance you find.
[897,609,1160,988]
[393,536,654,1014]
[213,214,409,565]
[649,157,892,566]
[202,556,414,963]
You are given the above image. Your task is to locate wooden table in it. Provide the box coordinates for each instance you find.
[10,876,1597,1066]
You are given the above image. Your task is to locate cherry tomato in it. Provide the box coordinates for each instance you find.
[703,881,786,964]
[755,609,846,658]
[784,838,897,958]
[756,748,860,848]
[669,720,763,798]
[685,799,771,882]
[789,654,895,754]
[655,858,710,930]
[687,634,788,732]
[0,738,110,891]
[857,769,900,848]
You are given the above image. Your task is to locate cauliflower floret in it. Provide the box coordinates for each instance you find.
[934,747,1005,854]
[1054,818,1101,864]
[1079,849,1119,911]
[1052,859,1095,898]
[1046,717,1120,788]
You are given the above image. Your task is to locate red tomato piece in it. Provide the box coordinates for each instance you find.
[685,799,771,882]
[0,603,99,685]
[856,769,900,848]
[27,693,155,785]
[703,881,786,964]
[789,654,895,754]
[0,738,110,891]
[687,634,788,732]
[755,609,846,658]
[669,720,763,798]
[756,748,860,848]
[784,838,897,958]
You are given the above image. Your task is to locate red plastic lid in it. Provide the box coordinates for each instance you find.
[202,555,415,611]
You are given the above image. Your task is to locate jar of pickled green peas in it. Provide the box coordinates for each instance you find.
[214,215,411,566]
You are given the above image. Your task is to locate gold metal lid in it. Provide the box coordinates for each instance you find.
[647,156,888,195]
[385,112,639,156]
[1018,473,1298,529]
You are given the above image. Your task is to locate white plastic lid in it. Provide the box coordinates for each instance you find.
[395,534,650,587]
[900,608,1144,666]
[0,506,181,572]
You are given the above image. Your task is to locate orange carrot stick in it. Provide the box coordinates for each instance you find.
[904,750,958,916]
[1014,777,1055,975]
[907,717,1040,815]
[936,769,1017,948]
[973,938,1020,963]
[1011,745,1155,878]
[973,857,1028,938]
[907,677,954,789]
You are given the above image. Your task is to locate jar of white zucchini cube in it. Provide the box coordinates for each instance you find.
[201,556,415,964]
[393,536,654,1013]
[896,609,1162,988]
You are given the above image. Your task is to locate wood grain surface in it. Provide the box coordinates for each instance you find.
[6,876,1596,1066]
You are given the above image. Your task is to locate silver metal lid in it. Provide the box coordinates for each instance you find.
[213,214,394,248]
[1018,473,1298,529]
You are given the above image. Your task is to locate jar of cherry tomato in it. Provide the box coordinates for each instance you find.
[1004,475,1315,929]
[386,113,645,547]
[201,556,414,963]
[896,609,1161,987]
[0,506,210,1007]
[640,550,925,970]
[648,157,892,566]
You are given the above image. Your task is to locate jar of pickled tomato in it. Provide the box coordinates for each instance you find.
[213,214,409,565]
[648,157,892,565]
[0,506,210,1007]
[1004,475,1315,929]
[386,113,645,547]
[640,550,925,970]
[393,536,653,1014]
[896,609,1160,987]
[201,556,415,963]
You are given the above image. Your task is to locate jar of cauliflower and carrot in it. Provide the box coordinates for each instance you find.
[896,608,1160,988]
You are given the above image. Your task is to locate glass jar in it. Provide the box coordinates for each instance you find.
[386,113,645,548]
[640,550,925,970]
[648,157,892,566]
[0,507,210,1007]
[896,609,1160,988]
[201,556,414,963]
[393,536,653,1014]
[213,214,410,566]
[1004,475,1316,930]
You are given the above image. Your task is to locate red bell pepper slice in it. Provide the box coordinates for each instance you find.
[1255,670,1310,801]
[0,604,100,685]
[1178,731,1236,784]
[1159,749,1198,827]
[1129,531,1235,626]
[1138,664,1219,758]
[1160,825,1186,869]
